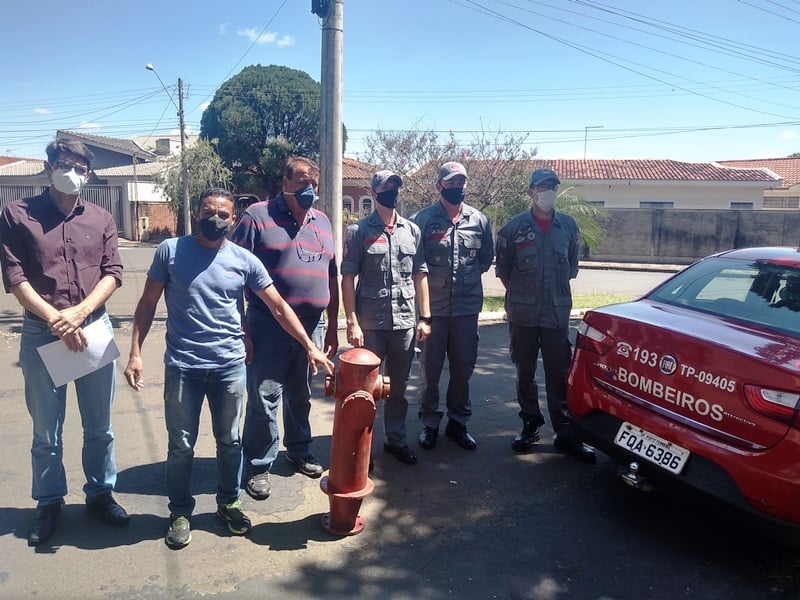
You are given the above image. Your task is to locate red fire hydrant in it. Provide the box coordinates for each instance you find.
[320,347,389,535]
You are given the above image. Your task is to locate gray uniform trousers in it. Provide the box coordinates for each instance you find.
[418,314,479,428]
[363,328,416,448]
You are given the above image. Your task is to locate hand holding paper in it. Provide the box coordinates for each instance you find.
[36,319,120,387]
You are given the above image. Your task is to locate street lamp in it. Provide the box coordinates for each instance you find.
[583,125,603,160]
[146,63,191,235]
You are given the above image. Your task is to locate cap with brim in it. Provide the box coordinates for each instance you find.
[371,170,403,190]
[530,168,561,187]
[438,161,467,181]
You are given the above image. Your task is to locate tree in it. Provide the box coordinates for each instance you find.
[153,139,232,228]
[556,188,607,253]
[361,124,534,221]
[200,65,323,195]
[360,123,605,250]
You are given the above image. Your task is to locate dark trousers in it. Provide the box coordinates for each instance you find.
[418,315,479,428]
[508,322,575,438]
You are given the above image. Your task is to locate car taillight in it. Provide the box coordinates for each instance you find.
[744,385,800,426]
[575,320,614,355]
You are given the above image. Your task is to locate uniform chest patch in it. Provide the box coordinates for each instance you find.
[514,227,536,249]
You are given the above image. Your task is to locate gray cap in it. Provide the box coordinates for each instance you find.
[438,161,468,181]
[371,170,403,190]
[530,168,561,187]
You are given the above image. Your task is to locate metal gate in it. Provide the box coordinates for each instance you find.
[0,185,124,232]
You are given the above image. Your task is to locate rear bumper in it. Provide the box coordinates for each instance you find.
[568,374,800,526]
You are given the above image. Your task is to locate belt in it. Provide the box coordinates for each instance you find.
[24,306,106,325]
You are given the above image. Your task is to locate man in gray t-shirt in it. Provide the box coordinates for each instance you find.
[124,188,333,549]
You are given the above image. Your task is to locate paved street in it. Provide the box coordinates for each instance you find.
[0,247,797,599]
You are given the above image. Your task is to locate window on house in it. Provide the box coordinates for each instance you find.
[764,197,800,209]
[360,196,373,215]
[343,196,353,213]
[639,201,674,208]
[730,202,753,210]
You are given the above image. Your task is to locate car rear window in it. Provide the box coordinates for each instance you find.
[648,257,800,336]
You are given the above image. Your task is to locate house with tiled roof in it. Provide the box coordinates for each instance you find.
[717,157,800,209]
[522,159,782,210]
[0,131,175,240]
[342,156,377,219]
[55,130,157,166]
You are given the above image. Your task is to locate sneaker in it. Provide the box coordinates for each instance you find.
[512,421,542,453]
[246,471,271,500]
[286,454,324,478]
[216,499,252,535]
[165,514,192,549]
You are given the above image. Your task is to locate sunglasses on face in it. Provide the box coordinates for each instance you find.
[52,161,89,176]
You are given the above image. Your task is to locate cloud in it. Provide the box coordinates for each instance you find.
[779,130,797,141]
[218,23,230,35]
[78,122,102,130]
[200,101,211,112]
[237,28,292,46]
[34,108,51,115]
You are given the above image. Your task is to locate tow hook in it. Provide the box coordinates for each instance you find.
[618,462,653,492]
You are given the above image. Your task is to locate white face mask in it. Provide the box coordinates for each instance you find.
[51,167,87,195]
[534,189,557,212]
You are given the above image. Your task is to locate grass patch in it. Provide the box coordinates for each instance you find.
[482,293,635,312]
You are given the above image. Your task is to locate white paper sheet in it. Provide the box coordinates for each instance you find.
[36,318,121,387]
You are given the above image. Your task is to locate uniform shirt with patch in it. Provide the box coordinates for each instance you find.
[495,209,580,328]
[341,211,427,331]
[411,202,493,317]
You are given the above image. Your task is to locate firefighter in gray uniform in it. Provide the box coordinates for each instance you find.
[495,167,595,463]
[411,161,494,452]
[341,170,431,466]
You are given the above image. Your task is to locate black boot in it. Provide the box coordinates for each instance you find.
[512,420,541,453]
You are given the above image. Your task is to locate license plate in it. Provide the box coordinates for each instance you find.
[614,422,690,475]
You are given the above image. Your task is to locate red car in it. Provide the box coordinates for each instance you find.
[568,247,800,525]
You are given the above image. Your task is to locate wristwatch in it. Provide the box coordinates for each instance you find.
[418,316,432,324]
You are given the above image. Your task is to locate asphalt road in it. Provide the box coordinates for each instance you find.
[0,247,797,599]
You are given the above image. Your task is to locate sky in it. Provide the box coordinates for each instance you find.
[3,0,800,163]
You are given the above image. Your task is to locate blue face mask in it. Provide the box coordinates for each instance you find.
[291,184,317,210]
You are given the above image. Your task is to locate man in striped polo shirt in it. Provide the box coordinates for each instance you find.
[230,156,339,500]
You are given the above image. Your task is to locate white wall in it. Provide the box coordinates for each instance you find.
[568,180,767,209]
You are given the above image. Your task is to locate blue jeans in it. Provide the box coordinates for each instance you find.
[19,313,117,508]
[242,310,323,473]
[163,362,246,516]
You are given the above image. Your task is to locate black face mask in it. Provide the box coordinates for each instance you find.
[375,188,399,208]
[440,186,465,205]
[198,214,231,241]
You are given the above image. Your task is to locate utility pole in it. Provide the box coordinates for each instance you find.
[583,125,603,160]
[316,0,344,265]
[146,63,191,235]
[178,78,190,235]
